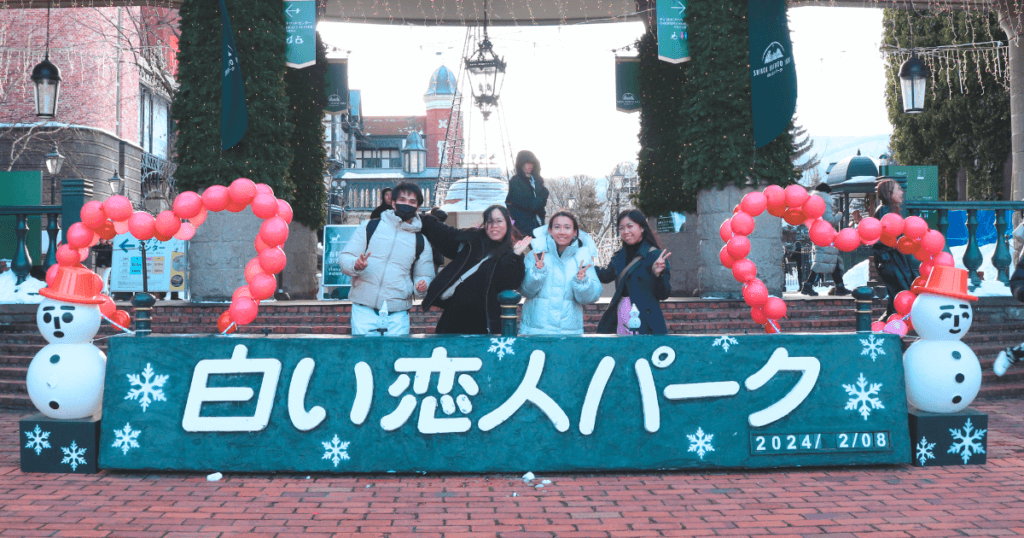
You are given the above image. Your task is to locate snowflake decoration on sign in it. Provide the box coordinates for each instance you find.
[859,334,886,361]
[686,427,715,460]
[843,373,884,420]
[24,425,51,455]
[948,418,986,464]
[712,335,739,353]
[322,435,351,467]
[487,337,516,359]
[125,363,168,412]
[111,423,141,455]
[60,441,86,471]
[916,436,936,466]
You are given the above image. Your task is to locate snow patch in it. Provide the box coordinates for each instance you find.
[0,270,45,304]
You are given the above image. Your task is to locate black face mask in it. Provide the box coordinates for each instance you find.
[394,203,418,221]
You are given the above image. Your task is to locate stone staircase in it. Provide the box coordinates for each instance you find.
[2,295,1022,409]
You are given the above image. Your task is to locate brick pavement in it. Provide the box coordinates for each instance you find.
[1,400,1023,537]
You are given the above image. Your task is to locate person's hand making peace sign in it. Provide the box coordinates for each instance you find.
[652,250,671,277]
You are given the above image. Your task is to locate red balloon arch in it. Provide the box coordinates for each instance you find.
[719,184,954,334]
[54,178,292,334]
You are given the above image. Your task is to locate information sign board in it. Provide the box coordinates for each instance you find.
[322,225,358,287]
[284,0,316,68]
[110,234,187,293]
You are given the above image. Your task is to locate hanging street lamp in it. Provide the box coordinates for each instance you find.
[464,0,506,121]
[898,53,930,114]
[32,1,61,118]
[108,167,124,196]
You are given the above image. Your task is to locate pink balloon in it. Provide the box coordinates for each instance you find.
[225,198,248,213]
[802,195,826,220]
[902,216,928,240]
[66,222,96,250]
[719,245,736,268]
[97,221,117,240]
[103,195,134,222]
[244,258,265,285]
[99,295,116,317]
[880,212,905,237]
[78,247,90,262]
[730,212,755,236]
[857,217,882,242]
[919,260,934,278]
[732,258,757,283]
[113,220,131,234]
[56,244,80,266]
[743,279,768,308]
[45,263,59,285]
[173,191,203,219]
[751,307,768,325]
[190,206,208,228]
[879,233,899,248]
[809,219,836,247]
[202,185,230,212]
[254,235,271,253]
[128,212,156,241]
[255,183,275,196]
[834,228,861,252]
[251,193,279,219]
[726,235,751,259]
[913,248,932,262]
[784,184,809,209]
[719,219,733,243]
[763,296,787,320]
[932,251,955,267]
[174,222,196,241]
[920,230,945,254]
[154,211,182,237]
[259,216,290,247]
[80,201,107,230]
[249,273,277,300]
[232,286,253,302]
[871,321,885,333]
[229,297,259,325]
[741,192,768,217]
[229,178,258,206]
[783,208,806,226]
[259,247,287,274]
[277,200,294,224]
[896,236,918,255]
[764,185,786,217]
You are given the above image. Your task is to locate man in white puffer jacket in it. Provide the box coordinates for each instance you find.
[339,182,434,335]
[519,213,603,334]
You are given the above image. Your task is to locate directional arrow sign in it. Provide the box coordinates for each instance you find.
[285,1,316,69]
[118,238,133,253]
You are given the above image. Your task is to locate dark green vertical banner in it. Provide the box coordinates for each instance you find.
[325,58,348,114]
[615,56,641,113]
[656,0,690,63]
[748,0,797,148]
[220,0,248,150]
[0,171,42,262]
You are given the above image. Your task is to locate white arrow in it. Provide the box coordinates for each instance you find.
[285,5,300,17]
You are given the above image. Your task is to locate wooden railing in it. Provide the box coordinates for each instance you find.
[905,201,1024,288]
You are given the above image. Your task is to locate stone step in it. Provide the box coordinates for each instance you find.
[0,392,32,410]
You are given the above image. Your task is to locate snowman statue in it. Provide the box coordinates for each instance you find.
[904,265,980,414]
[27,264,107,419]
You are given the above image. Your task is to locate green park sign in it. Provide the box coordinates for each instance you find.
[656,0,689,63]
[97,333,910,473]
[285,0,316,69]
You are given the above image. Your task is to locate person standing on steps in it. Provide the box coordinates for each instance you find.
[596,209,672,335]
[872,179,916,320]
[505,150,549,235]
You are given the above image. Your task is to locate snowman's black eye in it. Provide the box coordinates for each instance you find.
[62,313,73,323]
[43,313,51,323]
[962,313,970,320]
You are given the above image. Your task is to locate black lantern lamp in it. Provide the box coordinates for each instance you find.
[402,131,427,174]
[464,0,506,121]
[43,143,63,204]
[898,53,930,114]
[108,167,124,196]
[32,1,61,119]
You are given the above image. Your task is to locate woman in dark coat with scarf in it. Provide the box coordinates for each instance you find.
[505,150,549,234]
[596,210,673,335]
[873,179,917,320]
[420,205,531,334]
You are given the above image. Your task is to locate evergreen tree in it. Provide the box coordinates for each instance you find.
[284,33,328,230]
[172,0,294,197]
[792,122,821,175]
[636,0,799,216]
[883,9,1010,200]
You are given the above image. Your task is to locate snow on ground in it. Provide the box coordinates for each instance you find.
[0,270,45,304]
[843,243,1014,297]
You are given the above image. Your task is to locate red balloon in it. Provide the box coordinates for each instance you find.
[763,296,787,319]
[764,185,786,217]
[834,228,861,252]
[919,260,933,278]
[172,191,203,219]
[277,200,294,224]
[259,247,287,274]
[764,321,782,334]
[128,212,156,241]
[217,311,237,334]
[732,204,742,215]
[730,212,755,236]
[229,297,259,325]
[783,208,806,226]
[751,307,768,325]
[719,219,733,243]
[740,191,768,216]
[110,310,131,330]
[99,295,116,317]
[871,321,885,332]
[719,246,736,269]
[259,216,290,247]
[232,286,253,302]
[809,220,837,247]
[103,195,134,222]
[858,217,882,243]
[255,183,275,196]
[251,193,279,220]
[743,279,768,308]
[249,273,277,300]
[879,233,899,248]
[97,221,117,240]
[932,251,955,267]
[174,222,196,241]
[896,236,918,255]
[913,248,932,262]
[190,206,208,228]
[887,313,903,324]
[894,290,916,315]
[202,185,230,212]
[80,201,107,230]
[902,216,928,240]
[880,212,905,237]
[45,263,59,285]
[254,235,271,253]
[912,276,926,289]
[802,195,826,220]
[726,235,751,259]
[732,258,757,283]
[154,231,174,242]
[56,244,80,266]
[154,211,182,237]
[66,222,95,249]
[228,178,258,206]
[920,230,945,254]
[245,258,265,285]
[784,184,809,209]
[225,198,249,213]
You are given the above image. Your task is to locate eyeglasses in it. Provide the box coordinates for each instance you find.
[485,220,506,228]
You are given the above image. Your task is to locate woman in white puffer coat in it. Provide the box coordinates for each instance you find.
[520,212,603,334]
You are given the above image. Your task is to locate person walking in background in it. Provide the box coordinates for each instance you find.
[993,261,1024,376]
[420,205,530,335]
[339,182,433,335]
[873,179,916,320]
[505,151,549,234]
[520,211,603,335]
[596,209,672,335]
[801,183,851,296]
[369,187,393,220]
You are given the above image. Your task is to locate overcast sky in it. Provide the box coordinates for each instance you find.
[318,6,892,178]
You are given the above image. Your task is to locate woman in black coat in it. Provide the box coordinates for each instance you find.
[872,179,916,320]
[596,210,673,335]
[421,205,531,334]
[505,150,549,234]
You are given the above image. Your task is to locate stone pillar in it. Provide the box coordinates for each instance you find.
[999,5,1023,210]
[60,178,93,232]
[280,221,320,300]
[697,185,784,299]
[187,208,263,303]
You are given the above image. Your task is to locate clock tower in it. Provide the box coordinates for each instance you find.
[423,65,464,169]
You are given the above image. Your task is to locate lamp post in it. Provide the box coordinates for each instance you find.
[44,144,64,204]
[108,167,124,196]
[464,0,506,121]
[31,1,61,119]
[898,53,930,114]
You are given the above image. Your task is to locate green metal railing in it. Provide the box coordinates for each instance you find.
[905,201,1024,288]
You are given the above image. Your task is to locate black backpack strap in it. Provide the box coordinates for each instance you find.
[363,219,380,253]
[415,233,424,263]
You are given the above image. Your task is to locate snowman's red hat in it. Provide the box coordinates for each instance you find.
[39,265,105,304]
[911,265,978,302]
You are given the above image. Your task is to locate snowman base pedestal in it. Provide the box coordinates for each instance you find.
[20,413,100,474]
[908,408,987,467]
